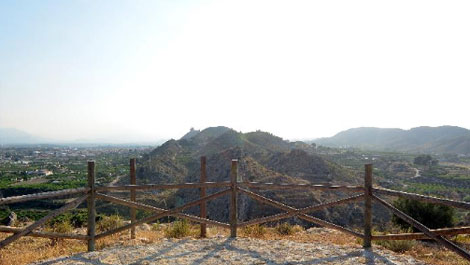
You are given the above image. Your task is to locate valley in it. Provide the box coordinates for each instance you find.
[1,126,470,229]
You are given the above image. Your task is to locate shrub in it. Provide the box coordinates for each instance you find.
[16,209,48,221]
[48,220,73,234]
[151,222,161,231]
[463,195,470,202]
[46,210,89,228]
[97,215,124,232]
[242,224,266,238]
[165,219,191,238]
[276,222,294,235]
[455,234,470,244]
[45,219,74,245]
[355,237,363,245]
[392,198,455,231]
[69,211,88,227]
[0,208,11,224]
[292,225,304,233]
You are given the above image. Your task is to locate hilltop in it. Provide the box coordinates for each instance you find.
[314,126,470,154]
[32,231,426,265]
[133,126,364,226]
[0,219,463,265]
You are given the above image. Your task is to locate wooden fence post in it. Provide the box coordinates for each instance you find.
[130,158,137,239]
[87,161,96,251]
[230,159,238,238]
[363,164,373,248]
[200,156,207,237]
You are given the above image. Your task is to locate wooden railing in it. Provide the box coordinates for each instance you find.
[1,158,470,261]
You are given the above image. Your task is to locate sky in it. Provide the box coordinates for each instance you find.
[1,0,469,143]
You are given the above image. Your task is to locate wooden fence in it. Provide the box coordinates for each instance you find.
[1,158,470,261]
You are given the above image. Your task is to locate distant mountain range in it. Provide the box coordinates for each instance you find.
[314,126,470,154]
[3,125,470,154]
[0,128,47,145]
[0,128,162,146]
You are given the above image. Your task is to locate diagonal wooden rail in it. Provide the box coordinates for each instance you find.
[237,187,365,239]
[372,194,470,261]
[238,189,364,228]
[0,195,88,249]
[95,193,230,229]
[94,188,232,240]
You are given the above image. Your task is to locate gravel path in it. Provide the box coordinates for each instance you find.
[34,237,426,265]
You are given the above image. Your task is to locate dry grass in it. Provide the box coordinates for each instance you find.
[404,242,470,265]
[275,222,295,235]
[0,228,165,265]
[241,224,267,238]
[164,219,192,238]
[0,235,86,265]
[96,215,124,233]
[1,223,470,265]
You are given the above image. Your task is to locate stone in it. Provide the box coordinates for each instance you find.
[7,211,17,226]
[138,223,152,231]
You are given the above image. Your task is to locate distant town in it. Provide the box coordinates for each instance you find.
[0,145,153,189]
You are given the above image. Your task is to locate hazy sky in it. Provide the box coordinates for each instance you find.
[1,0,469,142]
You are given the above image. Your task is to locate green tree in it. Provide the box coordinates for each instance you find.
[413,154,438,168]
[414,155,431,166]
[392,198,455,231]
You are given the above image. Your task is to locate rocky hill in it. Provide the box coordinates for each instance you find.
[315,126,470,154]
[133,127,365,227]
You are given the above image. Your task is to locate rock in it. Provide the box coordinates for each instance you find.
[7,211,17,226]
[306,227,329,234]
[140,237,152,244]
[138,223,151,231]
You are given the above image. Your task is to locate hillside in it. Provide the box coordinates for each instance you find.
[315,126,470,154]
[135,127,364,226]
